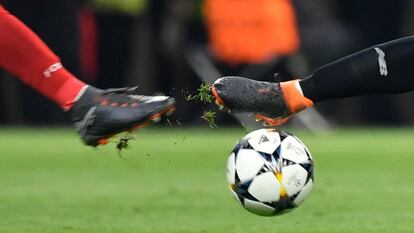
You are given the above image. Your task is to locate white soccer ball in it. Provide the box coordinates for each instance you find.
[226,128,314,216]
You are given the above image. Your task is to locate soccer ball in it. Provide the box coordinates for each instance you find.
[226,128,314,216]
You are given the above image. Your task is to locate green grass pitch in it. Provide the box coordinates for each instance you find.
[1,127,414,233]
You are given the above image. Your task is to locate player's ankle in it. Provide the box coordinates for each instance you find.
[280,80,313,114]
[63,85,89,111]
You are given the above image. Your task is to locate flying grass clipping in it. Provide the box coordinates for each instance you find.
[186,83,219,128]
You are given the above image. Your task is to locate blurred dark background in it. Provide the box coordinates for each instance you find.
[1,0,414,127]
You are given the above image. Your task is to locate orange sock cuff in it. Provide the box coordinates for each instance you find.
[280,80,313,114]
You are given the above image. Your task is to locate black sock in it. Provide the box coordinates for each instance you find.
[300,36,414,103]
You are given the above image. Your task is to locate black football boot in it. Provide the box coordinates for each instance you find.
[69,86,175,146]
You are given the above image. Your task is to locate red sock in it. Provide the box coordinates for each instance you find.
[0,5,86,110]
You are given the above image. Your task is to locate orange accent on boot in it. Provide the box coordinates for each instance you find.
[211,85,226,107]
[280,80,313,114]
[98,138,109,145]
[256,114,290,126]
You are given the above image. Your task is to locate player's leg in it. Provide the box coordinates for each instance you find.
[0,5,175,146]
[212,36,414,125]
[0,5,84,110]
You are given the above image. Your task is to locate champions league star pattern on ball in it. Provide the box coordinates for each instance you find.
[226,129,314,216]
